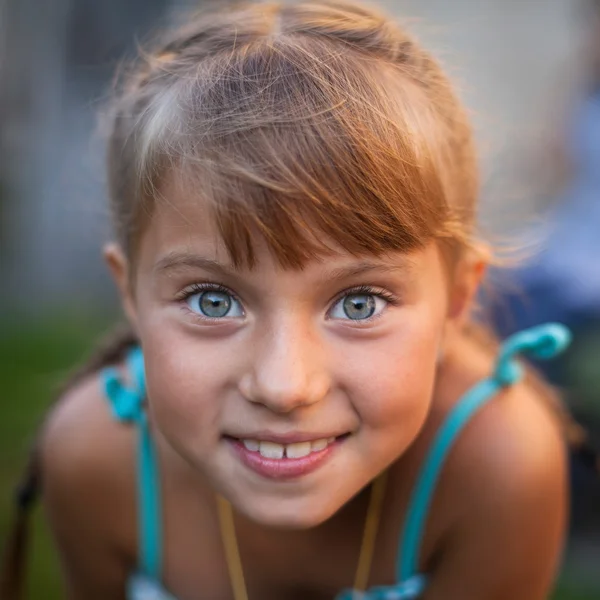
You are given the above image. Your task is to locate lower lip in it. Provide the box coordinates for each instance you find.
[228,438,341,480]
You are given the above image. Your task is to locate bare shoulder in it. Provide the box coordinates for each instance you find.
[422,339,568,599]
[41,370,137,598]
[42,369,137,503]
[447,368,567,509]
[429,331,567,499]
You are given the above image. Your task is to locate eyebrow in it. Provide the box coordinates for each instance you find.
[154,251,415,281]
[154,252,236,277]
[324,260,416,282]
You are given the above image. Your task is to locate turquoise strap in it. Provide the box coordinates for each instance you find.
[102,348,162,581]
[396,323,571,582]
[136,410,162,580]
[397,377,502,581]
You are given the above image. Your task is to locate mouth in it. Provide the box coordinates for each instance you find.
[224,434,350,479]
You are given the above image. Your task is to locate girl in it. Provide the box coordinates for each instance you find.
[0,1,583,598]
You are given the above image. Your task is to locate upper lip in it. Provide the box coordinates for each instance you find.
[225,431,347,444]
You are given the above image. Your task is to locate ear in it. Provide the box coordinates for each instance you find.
[103,243,139,332]
[447,245,490,326]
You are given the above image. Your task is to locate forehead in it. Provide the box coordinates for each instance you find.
[138,184,445,286]
[139,163,446,275]
[149,179,224,250]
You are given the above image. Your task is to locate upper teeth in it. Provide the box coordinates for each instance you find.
[243,437,336,459]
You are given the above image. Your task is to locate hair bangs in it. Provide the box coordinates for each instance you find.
[141,35,463,269]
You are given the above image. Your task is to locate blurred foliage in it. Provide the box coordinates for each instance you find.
[564,327,600,418]
[0,311,598,599]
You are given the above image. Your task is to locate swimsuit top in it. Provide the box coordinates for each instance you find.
[102,323,570,600]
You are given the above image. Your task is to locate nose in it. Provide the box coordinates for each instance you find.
[238,319,331,413]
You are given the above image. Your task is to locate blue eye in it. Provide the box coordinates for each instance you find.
[186,289,243,319]
[330,293,387,321]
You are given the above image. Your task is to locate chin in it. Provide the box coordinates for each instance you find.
[238,493,343,530]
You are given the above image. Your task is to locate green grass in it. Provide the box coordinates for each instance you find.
[552,581,600,600]
[0,310,115,598]
[0,310,598,599]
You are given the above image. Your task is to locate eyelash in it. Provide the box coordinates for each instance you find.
[332,285,400,306]
[176,283,401,320]
[177,282,235,300]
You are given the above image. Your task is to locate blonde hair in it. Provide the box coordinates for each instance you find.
[107,0,479,269]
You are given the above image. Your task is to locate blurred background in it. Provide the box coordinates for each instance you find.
[1,0,600,597]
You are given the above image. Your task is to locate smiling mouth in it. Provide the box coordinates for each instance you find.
[228,435,350,460]
[225,434,350,479]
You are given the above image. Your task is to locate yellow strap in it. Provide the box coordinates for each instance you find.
[217,472,388,599]
[216,495,249,600]
[353,471,388,591]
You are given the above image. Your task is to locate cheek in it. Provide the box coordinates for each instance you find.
[140,326,234,451]
[339,307,444,443]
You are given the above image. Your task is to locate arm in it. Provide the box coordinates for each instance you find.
[423,386,568,600]
[41,376,135,600]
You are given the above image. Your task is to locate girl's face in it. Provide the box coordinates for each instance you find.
[108,183,474,529]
